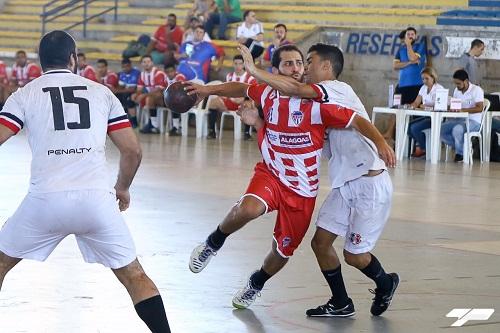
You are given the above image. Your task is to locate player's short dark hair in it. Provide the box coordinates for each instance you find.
[453,69,469,81]
[97,58,108,66]
[471,39,484,49]
[164,61,178,70]
[16,50,26,57]
[168,13,176,19]
[38,30,76,71]
[77,52,85,59]
[406,26,417,34]
[243,10,253,19]
[233,54,243,62]
[141,54,152,61]
[271,44,303,69]
[274,23,287,32]
[308,43,344,78]
[121,58,132,65]
[398,29,406,41]
[194,24,205,31]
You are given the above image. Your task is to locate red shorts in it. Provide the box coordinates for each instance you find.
[222,97,239,111]
[243,162,316,257]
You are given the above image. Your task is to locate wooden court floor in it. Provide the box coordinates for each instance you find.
[0,132,499,333]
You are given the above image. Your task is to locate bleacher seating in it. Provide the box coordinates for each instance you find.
[0,0,471,69]
[437,0,500,27]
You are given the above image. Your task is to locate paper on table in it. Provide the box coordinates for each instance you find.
[434,88,449,111]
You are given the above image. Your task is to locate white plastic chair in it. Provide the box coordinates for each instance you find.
[462,98,490,164]
[219,110,242,140]
[181,79,222,138]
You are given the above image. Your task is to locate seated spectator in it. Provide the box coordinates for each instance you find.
[206,54,256,139]
[458,39,485,86]
[205,0,242,40]
[146,13,184,65]
[441,69,484,162]
[6,50,42,100]
[77,52,98,82]
[0,59,9,108]
[408,67,444,158]
[263,24,292,71]
[183,16,212,43]
[176,25,224,83]
[96,59,118,93]
[186,0,215,25]
[132,55,167,133]
[236,10,264,45]
[163,62,187,136]
[116,58,141,127]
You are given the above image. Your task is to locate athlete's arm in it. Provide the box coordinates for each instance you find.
[0,124,15,146]
[184,81,251,105]
[350,115,396,168]
[238,44,318,99]
[108,127,142,211]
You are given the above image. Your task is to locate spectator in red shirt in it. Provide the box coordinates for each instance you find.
[0,60,9,107]
[146,13,184,66]
[7,50,42,97]
[263,24,292,71]
[77,52,98,82]
[96,59,119,93]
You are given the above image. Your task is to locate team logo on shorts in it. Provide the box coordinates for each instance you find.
[350,233,362,245]
[291,110,304,126]
[282,236,292,248]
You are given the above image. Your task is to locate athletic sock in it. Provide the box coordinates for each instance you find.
[206,225,228,250]
[134,295,171,333]
[359,253,393,291]
[172,117,180,129]
[322,265,350,307]
[149,108,159,128]
[249,267,271,290]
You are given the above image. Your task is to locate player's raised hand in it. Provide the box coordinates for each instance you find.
[183,81,208,105]
[237,44,257,75]
[377,142,396,168]
[237,103,263,129]
[115,187,130,211]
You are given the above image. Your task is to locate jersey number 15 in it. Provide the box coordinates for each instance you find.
[42,86,90,130]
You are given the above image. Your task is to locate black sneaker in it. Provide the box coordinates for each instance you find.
[244,133,252,141]
[169,127,180,136]
[207,130,216,139]
[454,154,463,162]
[306,297,355,317]
[370,273,399,316]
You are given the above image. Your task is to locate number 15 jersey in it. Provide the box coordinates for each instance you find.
[0,69,131,194]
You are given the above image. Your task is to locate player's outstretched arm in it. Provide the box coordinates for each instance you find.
[184,81,250,104]
[350,115,396,168]
[238,44,318,99]
[108,127,142,211]
[0,124,15,146]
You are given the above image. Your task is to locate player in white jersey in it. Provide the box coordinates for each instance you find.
[0,31,171,333]
[240,43,399,317]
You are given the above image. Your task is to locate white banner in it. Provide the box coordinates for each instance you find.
[446,37,500,60]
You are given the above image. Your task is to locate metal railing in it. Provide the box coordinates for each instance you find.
[41,0,119,38]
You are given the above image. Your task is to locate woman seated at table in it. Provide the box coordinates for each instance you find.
[408,67,444,158]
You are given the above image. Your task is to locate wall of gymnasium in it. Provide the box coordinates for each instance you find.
[298,26,500,113]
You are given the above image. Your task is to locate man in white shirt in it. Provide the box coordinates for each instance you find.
[440,69,484,162]
[0,30,171,332]
[239,43,398,318]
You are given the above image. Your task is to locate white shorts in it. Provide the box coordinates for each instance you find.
[0,190,136,269]
[316,171,392,254]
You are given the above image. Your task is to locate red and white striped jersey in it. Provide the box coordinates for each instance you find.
[138,67,166,92]
[247,83,356,198]
[0,60,7,85]
[165,72,186,87]
[100,71,119,89]
[77,64,98,82]
[226,71,256,84]
[11,62,41,87]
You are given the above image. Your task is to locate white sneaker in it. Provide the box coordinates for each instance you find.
[189,242,217,273]
[232,275,262,309]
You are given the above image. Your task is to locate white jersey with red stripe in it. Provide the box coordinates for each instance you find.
[226,71,256,84]
[0,69,131,194]
[165,72,186,87]
[11,62,41,87]
[138,67,166,92]
[310,80,386,188]
[247,83,356,198]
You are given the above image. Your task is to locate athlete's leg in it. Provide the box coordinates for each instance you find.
[113,259,170,333]
[0,252,21,290]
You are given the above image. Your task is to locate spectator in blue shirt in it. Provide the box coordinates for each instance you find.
[176,25,224,82]
[115,58,141,127]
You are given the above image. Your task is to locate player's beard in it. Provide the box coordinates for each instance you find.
[278,69,303,83]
